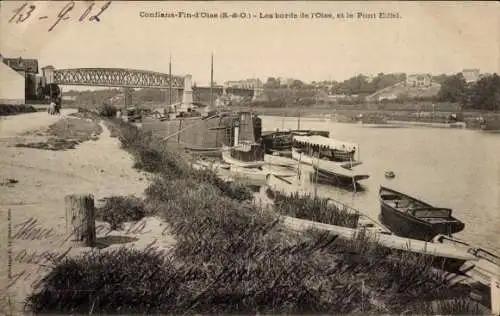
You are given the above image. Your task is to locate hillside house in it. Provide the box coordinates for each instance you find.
[225,78,263,89]
[406,74,432,87]
[462,68,480,83]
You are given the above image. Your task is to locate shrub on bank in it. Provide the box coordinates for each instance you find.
[0,104,37,116]
[25,248,181,314]
[96,195,147,230]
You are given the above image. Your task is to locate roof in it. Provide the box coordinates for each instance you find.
[293,135,357,151]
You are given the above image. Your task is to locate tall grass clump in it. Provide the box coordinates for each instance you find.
[26,245,369,314]
[96,195,147,230]
[269,189,360,228]
[25,248,180,314]
[304,229,474,312]
[402,297,488,315]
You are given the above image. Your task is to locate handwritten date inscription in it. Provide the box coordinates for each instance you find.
[9,1,112,32]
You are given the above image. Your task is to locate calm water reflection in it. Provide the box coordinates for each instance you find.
[262,116,500,253]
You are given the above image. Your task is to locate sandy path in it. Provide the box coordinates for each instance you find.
[0,112,174,313]
[0,109,76,138]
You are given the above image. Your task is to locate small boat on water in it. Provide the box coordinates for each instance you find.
[291,135,362,168]
[379,186,465,242]
[261,129,330,156]
[291,134,368,188]
[310,163,369,188]
[385,170,396,178]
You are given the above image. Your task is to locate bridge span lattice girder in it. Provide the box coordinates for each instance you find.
[53,68,185,89]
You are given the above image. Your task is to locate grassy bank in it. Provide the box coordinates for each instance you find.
[15,111,102,150]
[25,118,488,314]
[0,104,37,116]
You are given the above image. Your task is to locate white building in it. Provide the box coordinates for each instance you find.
[225,78,263,89]
[406,74,432,87]
[277,77,295,87]
[462,69,480,83]
[0,54,25,104]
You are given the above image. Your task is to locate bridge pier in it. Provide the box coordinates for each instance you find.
[178,74,194,113]
[252,86,264,101]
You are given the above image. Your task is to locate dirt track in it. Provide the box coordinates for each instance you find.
[0,111,173,313]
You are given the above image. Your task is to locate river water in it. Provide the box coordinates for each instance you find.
[262,116,500,253]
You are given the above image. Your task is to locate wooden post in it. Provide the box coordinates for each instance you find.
[492,277,500,316]
[177,119,182,144]
[65,194,96,247]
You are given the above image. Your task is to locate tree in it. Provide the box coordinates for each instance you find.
[437,73,467,102]
[291,80,304,89]
[264,77,279,89]
[468,74,500,111]
[432,74,449,85]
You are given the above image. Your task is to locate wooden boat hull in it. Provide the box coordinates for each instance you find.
[230,165,294,186]
[221,148,267,168]
[311,165,369,187]
[263,154,297,169]
[281,215,478,273]
[184,146,223,157]
[379,186,465,242]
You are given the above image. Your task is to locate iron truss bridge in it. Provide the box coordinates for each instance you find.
[53,68,185,89]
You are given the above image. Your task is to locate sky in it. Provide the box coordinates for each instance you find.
[1,1,499,88]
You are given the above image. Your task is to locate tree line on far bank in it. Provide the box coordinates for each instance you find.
[437,73,499,111]
[62,72,499,112]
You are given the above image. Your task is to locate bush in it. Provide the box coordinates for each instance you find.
[99,103,117,118]
[96,195,147,230]
[0,104,37,116]
[269,190,360,228]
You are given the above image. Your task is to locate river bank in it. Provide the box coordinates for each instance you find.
[16,113,490,314]
[238,106,500,130]
[0,110,163,314]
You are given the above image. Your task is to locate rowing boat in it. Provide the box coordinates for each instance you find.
[379,186,465,241]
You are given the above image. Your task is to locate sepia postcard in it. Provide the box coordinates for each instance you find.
[1,1,499,314]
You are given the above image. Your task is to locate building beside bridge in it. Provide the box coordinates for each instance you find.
[0,55,49,104]
[0,54,27,104]
[225,78,263,89]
